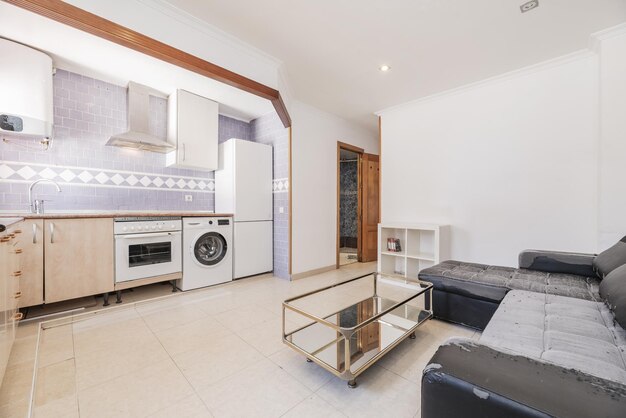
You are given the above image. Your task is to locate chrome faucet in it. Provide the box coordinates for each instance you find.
[28,179,62,214]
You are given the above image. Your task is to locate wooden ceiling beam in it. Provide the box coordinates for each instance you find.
[4,0,292,127]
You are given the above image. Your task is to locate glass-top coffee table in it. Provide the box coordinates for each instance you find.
[282,272,433,388]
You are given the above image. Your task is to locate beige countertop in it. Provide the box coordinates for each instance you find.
[0,217,24,230]
[0,211,232,219]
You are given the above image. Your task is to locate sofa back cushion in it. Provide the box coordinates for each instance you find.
[599,264,626,328]
[593,236,626,278]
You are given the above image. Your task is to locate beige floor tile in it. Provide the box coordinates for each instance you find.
[193,291,250,317]
[0,360,35,409]
[3,261,469,417]
[73,316,154,355]
[268,348,335,392]
[198,359,311,418]
[35,359,76,407]
[77,359,195,418]
[0,398,30,418]
[235,318,291,357]
[147,394,212,418]
[213,304,278,332]
[154,315,232,356]
[316,365,420,418]
[171,333,264,390]
[74,331,170,391]
[139,303,210,333]
[71,308,142,335]
[375,320,465,384]
[6,332,38,367]
[37,324,74,368]
[34,394,79,418]
[282,394,346,418]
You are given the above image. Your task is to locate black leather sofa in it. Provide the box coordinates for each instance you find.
[418,237,626,418]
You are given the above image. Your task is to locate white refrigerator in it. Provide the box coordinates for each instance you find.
[215,138,273,278]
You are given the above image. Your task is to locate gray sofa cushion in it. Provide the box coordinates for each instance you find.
[600,264,626,328]
[480,290,626,385]
[518,250,596,277]
[593,236,626,278]
[419,260,601,302]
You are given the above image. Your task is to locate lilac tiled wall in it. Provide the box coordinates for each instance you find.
[0,70,257,211]
[0,69,291,278]
[251,113,290,279]
[219,115,251,143]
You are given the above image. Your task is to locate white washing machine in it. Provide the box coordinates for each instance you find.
[179,217,233,291]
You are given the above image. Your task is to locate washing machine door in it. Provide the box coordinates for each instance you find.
[194,232,228,266]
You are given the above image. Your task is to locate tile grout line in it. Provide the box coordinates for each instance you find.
[135,304,217,417]
[71,322,82,417]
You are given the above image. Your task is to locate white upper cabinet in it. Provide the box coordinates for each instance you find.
[166,89,218,170]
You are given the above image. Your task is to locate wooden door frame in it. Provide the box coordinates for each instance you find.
[4,0,291,127]
[337,141,364,269]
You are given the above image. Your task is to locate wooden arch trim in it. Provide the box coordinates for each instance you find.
[4,0,292,127]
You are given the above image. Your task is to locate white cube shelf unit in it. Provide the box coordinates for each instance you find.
[378,223,450,279]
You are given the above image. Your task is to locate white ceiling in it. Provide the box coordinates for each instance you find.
[164,0,626,130]
[0,2,274,122]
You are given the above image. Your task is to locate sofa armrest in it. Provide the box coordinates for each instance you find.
[421,338,626,418]
[518,249,596,277]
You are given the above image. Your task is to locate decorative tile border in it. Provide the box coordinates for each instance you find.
[273,178,289,193]
[0,161,215,193]
[0,161,290,195]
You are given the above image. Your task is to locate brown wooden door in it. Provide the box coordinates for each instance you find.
[360,154,380,262]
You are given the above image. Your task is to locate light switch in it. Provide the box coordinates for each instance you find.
[279,207,284,214]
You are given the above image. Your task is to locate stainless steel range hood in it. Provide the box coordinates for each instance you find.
[106,82,175,153]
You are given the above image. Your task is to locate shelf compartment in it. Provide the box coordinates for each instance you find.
[406,253,435,261]
[381,251,405,257]
[406,229,435,259]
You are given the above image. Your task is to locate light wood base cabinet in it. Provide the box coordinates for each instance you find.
[19,219,44,307]
[0,222,22,384]
[44,218,114,304]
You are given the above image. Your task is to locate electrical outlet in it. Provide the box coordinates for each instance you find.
[520,0,538,13]
[279,207,284,214]
[185,195,193,202]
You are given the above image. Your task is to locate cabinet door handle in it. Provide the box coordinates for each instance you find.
[33,223,37,244]
[13,271,22,277]
[14,229,22,234]
[14,292,22,299]
[49,222,55,244]
[14,249,23,254]
[13,312,24,321]
[0,237,10,243]
[183,143,186,161]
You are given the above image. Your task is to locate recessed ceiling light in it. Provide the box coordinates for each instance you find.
[520,0,539,13]
[379,65,391,72]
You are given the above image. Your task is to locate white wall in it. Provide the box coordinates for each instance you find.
[291,101,378,275]
[379,53,601,267]
[65,0,281,89]
[598,26,626,249]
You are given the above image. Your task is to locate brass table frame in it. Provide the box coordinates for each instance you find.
[282,272,433,388]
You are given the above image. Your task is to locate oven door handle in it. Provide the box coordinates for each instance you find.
[116,232,180,240]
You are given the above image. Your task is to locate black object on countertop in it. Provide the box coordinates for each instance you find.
[0,224,5,233]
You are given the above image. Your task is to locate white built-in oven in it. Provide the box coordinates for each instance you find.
[114,217,182,283]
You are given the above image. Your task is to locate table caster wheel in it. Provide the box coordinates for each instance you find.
[409,332,416,339]
[348,379,357,388]
[306,358,313,363]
